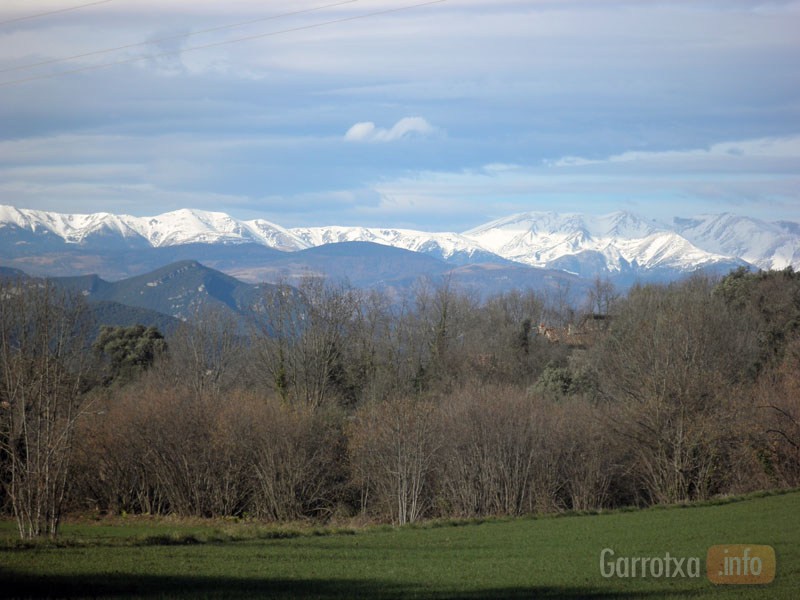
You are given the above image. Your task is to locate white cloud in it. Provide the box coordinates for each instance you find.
[344,117,436,143]
[548,136,800,170]
[360,136,800,226]
[343,122,378,142]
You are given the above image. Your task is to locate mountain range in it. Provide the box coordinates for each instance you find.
[0,261,278,334]
[0,258,579,335]
[1,204,797,291]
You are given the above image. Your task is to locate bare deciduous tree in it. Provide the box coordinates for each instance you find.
[348,397,440,524]
[253,278,361,408]
[0,280,92,538]
[157,305,246,400]
[250,401,343,521]
[592,277,758,504]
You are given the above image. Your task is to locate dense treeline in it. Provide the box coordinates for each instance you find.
[1,268,799,538]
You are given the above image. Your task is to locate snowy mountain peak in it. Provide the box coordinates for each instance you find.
[0,204,797,277]
[464,210,664,240]
[289,226,501,265]
[591,211,666,238]
[672,213,799,270]
[0,204,308,252]
[462,209,754,273]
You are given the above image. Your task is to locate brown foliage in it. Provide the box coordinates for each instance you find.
[588,278,761,504]
[0,281,93,539]
[74,377,344,520]
[348,397,440,524]
[249,401,345,521]
[753,338,800,487]
[437,386,552,517]
[27,270,800,528]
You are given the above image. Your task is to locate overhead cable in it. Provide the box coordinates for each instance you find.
[0,0,116,27]
[0,0,447,88]
[0,0,359,75]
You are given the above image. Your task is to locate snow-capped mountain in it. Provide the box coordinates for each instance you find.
[461,211,743,275]
[0,205,308,252]
[0,204,502,265]
[290,226,504,265]
[1,204,797,283]
[673,213,800,271]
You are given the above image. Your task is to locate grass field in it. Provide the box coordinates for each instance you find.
[1,491,798,599]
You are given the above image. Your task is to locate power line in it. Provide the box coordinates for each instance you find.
[0,0,447,88]
[0,0,116,27]
[0,0,359,75]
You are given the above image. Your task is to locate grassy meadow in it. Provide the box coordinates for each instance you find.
[0,490,797,599]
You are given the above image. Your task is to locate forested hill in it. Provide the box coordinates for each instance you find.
[0,260,274,332]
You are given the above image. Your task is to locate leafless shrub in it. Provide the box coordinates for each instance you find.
[0,280,93,538]
[591,277,760,504]
[348,396,440,524]
[249,400,344,521]
[753,338,800,487]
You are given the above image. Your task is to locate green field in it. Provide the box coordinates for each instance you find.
[1,492,798,599]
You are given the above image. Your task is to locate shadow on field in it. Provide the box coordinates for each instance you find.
[0,572,692,599]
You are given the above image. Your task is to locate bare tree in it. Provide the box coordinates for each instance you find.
[438,386,564,517]
[157,305,246,400]
[405,277,483,393]
[591,277,757,504]
[584,276,618,321]
[459,290,550,386]
[250,400,343,521]
[253,278,361,408]
[348,397,440,524]
[0,280,93,538]
[556,398,615,511]
[72,388,168,516]
[754,337,800,487]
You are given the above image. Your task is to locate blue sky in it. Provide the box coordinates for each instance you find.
[0,0,798,231]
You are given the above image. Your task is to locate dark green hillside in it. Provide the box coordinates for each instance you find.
[89,301,181,336]
[2,261,284,332]
[50,273,113,295]
[54,260,275,322]
[0,268,179,337]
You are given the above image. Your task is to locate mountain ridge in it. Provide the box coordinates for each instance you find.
[1,204,796,280]
[0,205,307,252]
[50,259,278,324]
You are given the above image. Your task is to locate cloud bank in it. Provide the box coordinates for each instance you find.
[0,1,798,228]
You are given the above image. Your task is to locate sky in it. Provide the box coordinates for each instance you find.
[0,0,798,231]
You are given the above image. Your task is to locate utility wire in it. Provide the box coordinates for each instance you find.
[0,0,116,27]
[0,0,359,75]
[0,0,446,88]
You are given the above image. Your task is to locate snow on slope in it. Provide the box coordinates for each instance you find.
[673,214,800,271]
[245,219,311,251]
[1,204,796,274]
[290,226,498,264]
[132,209,250,246]
[0,204,142,242]
[131,209,309,250]
[462,211,737,272]
[0,205,308,252]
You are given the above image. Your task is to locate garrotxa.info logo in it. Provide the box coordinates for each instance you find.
[600,545,776,585]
